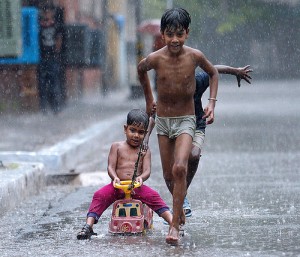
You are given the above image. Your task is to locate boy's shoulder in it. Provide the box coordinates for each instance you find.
[148,45,203,60]
[184,45,204,56]
[148,47,166,58]
[111,140,126,148]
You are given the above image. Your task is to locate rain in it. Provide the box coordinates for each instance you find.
[0,0,300,256]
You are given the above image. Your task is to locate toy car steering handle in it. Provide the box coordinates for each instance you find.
[114,180,141,198]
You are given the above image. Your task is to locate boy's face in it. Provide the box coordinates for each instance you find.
[124,123,146,148]
[161,27,189,54]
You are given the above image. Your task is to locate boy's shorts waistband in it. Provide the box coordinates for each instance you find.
[156,115,196,139]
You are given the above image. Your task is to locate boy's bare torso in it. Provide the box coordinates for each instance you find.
[152,46,197,117]
[113,141,144,180]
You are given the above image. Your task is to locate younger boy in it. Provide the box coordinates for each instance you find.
[77,109,172,240]
[138,7,218,244]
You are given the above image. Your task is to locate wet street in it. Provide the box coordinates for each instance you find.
[1,79,300,256]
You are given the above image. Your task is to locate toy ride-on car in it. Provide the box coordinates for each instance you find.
[108,180,153,234]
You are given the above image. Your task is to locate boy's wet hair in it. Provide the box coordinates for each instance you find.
[161,7,191,33]
[127,109,149,129]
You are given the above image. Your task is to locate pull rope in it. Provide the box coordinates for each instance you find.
[128,114,154,190]
[128,139,144,190]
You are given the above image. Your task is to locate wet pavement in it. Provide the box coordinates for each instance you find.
[0,88,143,152]
[0,79,300,256]
[0,88,145,172]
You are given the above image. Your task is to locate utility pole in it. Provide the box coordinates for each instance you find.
[130,0,144,98]
[135,0,142,64]
[101,0,109,95]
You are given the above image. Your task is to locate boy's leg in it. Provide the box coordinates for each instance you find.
[133,184,172,224]
[167,133,193,244]
[187,144,201,188]
[161,210,173,225]
[87,183,123,222]
[184,130,205,217]
[183,144,201,217]
[187,130,204,188]
[157,135,175,194]
[77,183,123,240]
[172,133,192,223]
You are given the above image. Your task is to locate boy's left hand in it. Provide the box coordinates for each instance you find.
[203,102,215,124]
[135,176,143,186]
[236,65,253,87]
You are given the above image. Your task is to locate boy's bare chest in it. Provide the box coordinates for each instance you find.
[158,58,194,81]
[118,148,142,165]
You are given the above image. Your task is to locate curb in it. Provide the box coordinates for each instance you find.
[0,113,126,173]
[0,161,45,215]
[0,113,125,215]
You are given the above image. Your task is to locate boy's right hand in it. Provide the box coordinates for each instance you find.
[113,177,121,186]
[150,102,157,116]
[147,101,157,117]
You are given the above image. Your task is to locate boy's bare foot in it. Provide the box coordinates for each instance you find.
[166,226,180,245]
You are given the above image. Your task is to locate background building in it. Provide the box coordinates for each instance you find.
[1,0,299,113]
[0,0,140,112]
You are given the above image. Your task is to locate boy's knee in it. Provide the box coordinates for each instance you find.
[172,162,187,178]
[93,190,106,199]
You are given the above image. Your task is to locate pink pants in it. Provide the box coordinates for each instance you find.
[87,182,169,223]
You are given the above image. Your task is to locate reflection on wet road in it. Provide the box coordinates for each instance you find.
[1,80,300,256]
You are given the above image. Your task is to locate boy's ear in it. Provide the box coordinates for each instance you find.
[124,124,127,133]
[186,28,190,37]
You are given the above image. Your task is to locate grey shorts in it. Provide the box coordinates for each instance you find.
[192,130,205,149]
[156,115,196,139]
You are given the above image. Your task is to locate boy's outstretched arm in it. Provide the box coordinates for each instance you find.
[215,65,253,87]
[137,57,156,116]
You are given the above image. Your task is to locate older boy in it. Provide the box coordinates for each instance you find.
[138,7,218,244]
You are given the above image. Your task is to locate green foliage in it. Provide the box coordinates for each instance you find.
[139,0,300,76]
[216,5,263,34]
[141,0,299,36]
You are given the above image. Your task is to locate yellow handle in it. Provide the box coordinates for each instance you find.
[114,180,141,198]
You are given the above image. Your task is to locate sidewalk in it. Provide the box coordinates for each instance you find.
[0,88,144,214]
